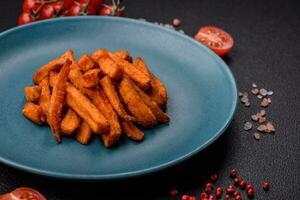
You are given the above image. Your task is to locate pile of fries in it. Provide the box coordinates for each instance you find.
[22,49,169,147]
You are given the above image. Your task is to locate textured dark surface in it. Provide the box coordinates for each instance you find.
[0,0,299,199]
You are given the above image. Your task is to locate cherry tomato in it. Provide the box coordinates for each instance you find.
[99,4,125,16]
[36,5,55,20]
[67,4,81,16]
[194,26,234,56]
[0,187,46,200]
[62,0,75,10]
[90,0,104,12]
[23,0,43,13]
[18,12,34,25]
[99,5,113,16]
[50,1,63,14]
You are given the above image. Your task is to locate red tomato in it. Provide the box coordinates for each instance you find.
[194,26,234,56]
[23,0,44,13]
[99,5,113,16]
[18,12,34,25]
[50,1,63,14]
[62,0,75,10]
[90,0,104,12]
[0,187,46,200]
[99,4,125,16]
[67,4,81,16]
[36,5,55,20]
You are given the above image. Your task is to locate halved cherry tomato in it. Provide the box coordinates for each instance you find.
[23,0,43,13]
[36,5,55,20]
[194,26,234,56]
[18,12,34,25]
[0,187,46,200]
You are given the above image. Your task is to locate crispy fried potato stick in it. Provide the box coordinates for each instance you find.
[48,59,71,143]
[121,120,144,141]
[24,86,41,102]
[61,49,76,64]
[91,49,109,61]
[109,52,151,90]
[88,88,122,147]
[78,54,98,72]
[49,71,58,88]
[82,69,101,88]
[32,57,65,84]
[119,77,157,128]
[75,121,92,144]
[60,109,82,135]
[66,84,109,134]
[97,57,123,81]
[130,79,170,124]
[99,76,135,122]
[22,102,45,125]
[39,78,51,117]
[114,50,132,63]
[133,57,168,108]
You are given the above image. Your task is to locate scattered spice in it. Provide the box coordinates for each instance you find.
[259,88,268,96]
[251,88,259,95]
[261,98,269,107]
[266,122,275,132]
[258,117,267,123]
[257,94,263,99]
[257,125,267,132]
[251,114,259,121]
[254,132,261,140]
[172,18,181,27]
[252,83,257,88]
[243,122,252,131]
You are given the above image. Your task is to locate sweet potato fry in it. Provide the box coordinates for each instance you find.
[133,57,168,108]
[114,50,132,63]
[66,84,109,134]
[49,71,58,88]
[119,77,157,128]
[82,69,101,88]
[22,102,45,125]
[24,86,41,102]
[130,79,170,124]
[132,57,151,77]
[61,49,76,64]
[60,109,82,135]
[48,59,71,143]
[75,121,92,144]
[121,120,144,141]
[32,57,65,84]
[149,77,168,109]
[78,54,98,72]
[99,76,135,122]
[97,57,123,81]
[89,88,122,147]
[109,52,151,90]
[39,78,51,116]
[91,49,109,61]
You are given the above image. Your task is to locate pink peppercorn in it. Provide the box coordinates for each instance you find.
[233,191,240,197]
[234,178,240,185]
[170,189,178,197]
[226,185,235,194]
[239,180,246,189]
[189,196,197,200]
[235,195,242,200]
[230,168,237,178]
[224,194,231,200]
[182,195,190,200]
[206,182,213,189]
[211,174,218,182]
[205,187,212,194]
[208,194,216,200]
[247,188,254,198]
[246,184,253,191]
[215,187,223,198]
[263,181,270,191]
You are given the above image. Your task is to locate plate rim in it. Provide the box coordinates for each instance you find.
[0,16,237,180]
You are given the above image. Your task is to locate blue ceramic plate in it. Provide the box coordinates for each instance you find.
[0,17,237,180]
